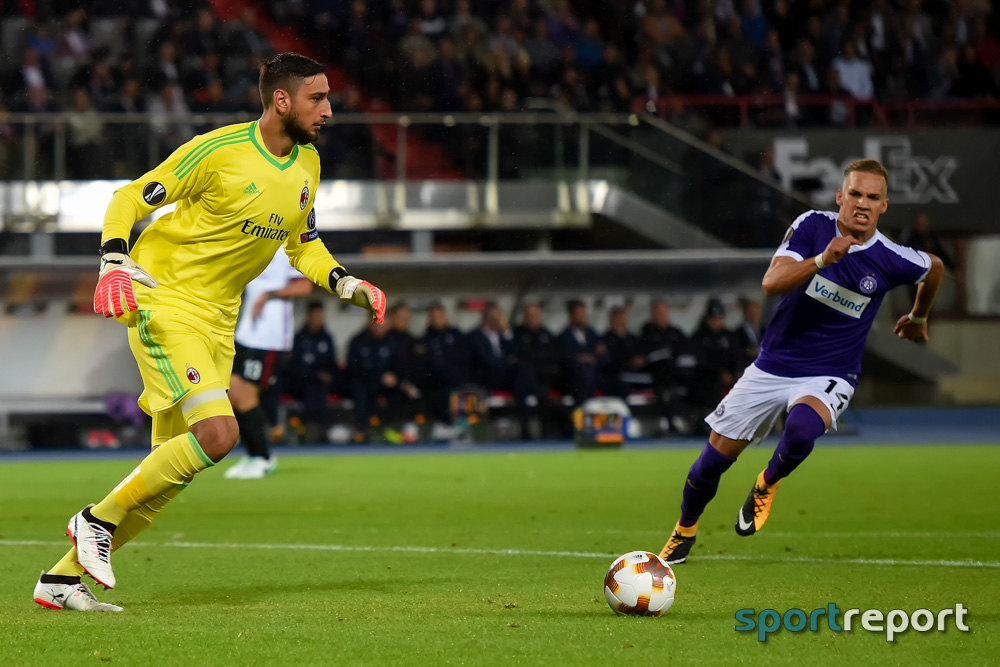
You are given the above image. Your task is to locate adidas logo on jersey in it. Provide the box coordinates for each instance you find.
[244,182,259,195]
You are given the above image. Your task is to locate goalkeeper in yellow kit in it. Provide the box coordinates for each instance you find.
[32,53,386,612]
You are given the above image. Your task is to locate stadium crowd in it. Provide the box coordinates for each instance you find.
[279,0,999,129]
[276,296,763,443]
[0,0,998,177]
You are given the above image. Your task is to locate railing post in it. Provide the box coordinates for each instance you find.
[486,117,499,214]
[576,123,590,216]
[54,119,66,181]
[394,117,409,222]
[147,117,158,171]
[23,118,35,181]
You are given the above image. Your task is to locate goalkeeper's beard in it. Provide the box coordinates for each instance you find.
[281,108,318,145]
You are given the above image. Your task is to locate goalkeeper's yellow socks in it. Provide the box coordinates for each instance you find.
[111,480,190,551]
[48,547,85,578]
[90,432,214,526]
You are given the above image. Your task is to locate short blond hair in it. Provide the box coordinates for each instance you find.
[844,159,888,182]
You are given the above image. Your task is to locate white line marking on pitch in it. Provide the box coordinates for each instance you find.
[2,539,999,569]
[543,529,1000,539]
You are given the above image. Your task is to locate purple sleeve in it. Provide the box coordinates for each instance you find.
[774,211,821,262]
[881,239,932,285]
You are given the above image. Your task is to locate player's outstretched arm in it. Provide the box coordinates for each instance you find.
[762,235,862,296]
[893,253,944,343]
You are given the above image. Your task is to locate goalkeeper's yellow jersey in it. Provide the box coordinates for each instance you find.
[102,120,340,332]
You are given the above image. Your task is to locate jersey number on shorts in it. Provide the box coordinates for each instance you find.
[243,359,264,382]
[824,380,850,418]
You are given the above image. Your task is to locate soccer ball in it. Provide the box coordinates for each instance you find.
[604,551,676,616]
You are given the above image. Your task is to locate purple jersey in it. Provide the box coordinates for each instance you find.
[755,210,931,384]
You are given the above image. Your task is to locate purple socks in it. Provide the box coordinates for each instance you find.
[679,443,736,527]
[764,404,827,485]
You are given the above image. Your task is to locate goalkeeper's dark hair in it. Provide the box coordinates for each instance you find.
[259,52,326,108]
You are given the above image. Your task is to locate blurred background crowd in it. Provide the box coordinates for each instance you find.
[272,295,762,443]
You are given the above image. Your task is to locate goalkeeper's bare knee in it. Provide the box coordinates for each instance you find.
[189,416,239,462]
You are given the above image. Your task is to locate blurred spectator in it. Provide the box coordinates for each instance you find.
[740,0,769,48]
[66,88,107,179]
[820,0,851,63]
[767,0,798,51]
[227,6,271,60]
[147,83,193,156]
[574,18,604,72]
[468,302,538,440]
[759,28,785,90]
[640,299,693,408]
[689,298,739,413]
[825,67,852,127]
[419,303,468,430]
[732,297,764,371]
[546,0,580,49]
[183,5,224,66]
[53,9,91,77]
[432,38,466,111]
[146,41,182,93]
[928,47,961,100]
[12,85,57,177]
[323,86,376,179]
[898,212,956,270]
[602,305,645,398]
[557,300,608,405]
[386,303,420,397]
[400,17,436,68]
[526,18,561,83]
[347,319,412,443]
[27,22,56,61]
[513,302,559,401]
[69,52,116,111]
[285,301,339,442]
[9,47,53,97]
[106,77,147,176]
[185,52,225,96]
[832,41,875,101]
[191,80,234,129]
[418,0,448,41]
[793,39,824,95]
[450,0,489,43]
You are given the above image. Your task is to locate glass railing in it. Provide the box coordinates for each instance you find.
[0,110,810,247]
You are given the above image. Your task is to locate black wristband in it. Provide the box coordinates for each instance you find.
[100,238,128,256]
[329,266,350,290]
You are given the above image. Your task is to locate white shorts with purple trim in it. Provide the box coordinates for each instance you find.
[704,363,855,445]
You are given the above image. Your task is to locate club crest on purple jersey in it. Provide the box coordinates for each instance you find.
[859,275,878,294]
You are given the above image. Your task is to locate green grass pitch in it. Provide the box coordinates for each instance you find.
[1,444,998,665]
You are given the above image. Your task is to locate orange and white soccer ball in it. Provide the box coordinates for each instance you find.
[604,551,677,616]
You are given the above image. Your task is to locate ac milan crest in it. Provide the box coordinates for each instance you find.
[186,365,201,384]
[299,185,309,210]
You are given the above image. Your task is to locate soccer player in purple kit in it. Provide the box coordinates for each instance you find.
[658,159,944,565]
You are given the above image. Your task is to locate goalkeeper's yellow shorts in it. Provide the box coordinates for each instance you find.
[126,309,235,427]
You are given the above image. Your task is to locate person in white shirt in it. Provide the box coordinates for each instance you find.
[225,247,313,479]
